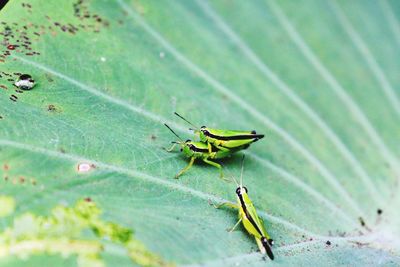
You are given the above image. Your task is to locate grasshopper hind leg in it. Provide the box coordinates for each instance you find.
[202,158,224,178]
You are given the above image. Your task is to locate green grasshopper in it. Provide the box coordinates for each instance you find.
[174,112,265,153]
[164,124,246,178]
[214,156,274,260]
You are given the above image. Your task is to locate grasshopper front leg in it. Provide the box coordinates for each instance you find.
[213,143,230,152]
[207,142,213,154]
[213,202,239,210]
[175,156,195,178]
[228,218,242,232]
[164,143,177,152]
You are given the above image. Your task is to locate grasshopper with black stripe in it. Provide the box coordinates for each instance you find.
[164,124,246,178]
[214,156,274,260]
[174,112,264,153]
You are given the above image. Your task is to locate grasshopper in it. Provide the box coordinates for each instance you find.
[174,112,265,153]
[214,156,274,260]
[164,124,246,178]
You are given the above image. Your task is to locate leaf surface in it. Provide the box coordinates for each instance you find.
[1,0,400,266]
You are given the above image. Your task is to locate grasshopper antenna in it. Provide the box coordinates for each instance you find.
[231,175,239,187]
[240,154,245,188]
[164,123,183,141]
[174,112,199,130]
[225,165,239,186]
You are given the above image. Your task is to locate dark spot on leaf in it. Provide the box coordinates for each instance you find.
[326,240,331,246]
[359,217,366,227]
[377,209,382,215]
[45,73,54,82]
[9,94,18,102]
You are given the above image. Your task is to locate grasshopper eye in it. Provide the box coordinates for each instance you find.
[185,139,191,143]
[236,187,241,194]
[268,239,274,246]
[243,186,248,193]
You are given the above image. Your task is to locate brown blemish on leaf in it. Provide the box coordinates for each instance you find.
[45,73,54,82]
[3,164,9,171]
[47,104,56,111]
[0,0,110,70]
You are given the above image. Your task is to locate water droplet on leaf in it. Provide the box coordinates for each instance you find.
[14,74,35,90]
[77,163,93,173]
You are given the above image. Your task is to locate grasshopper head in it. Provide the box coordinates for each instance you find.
[181,140,194,153]
[198,126,208,141]
[235,186,248,195]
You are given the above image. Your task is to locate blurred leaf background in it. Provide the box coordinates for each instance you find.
[1,0,400,266]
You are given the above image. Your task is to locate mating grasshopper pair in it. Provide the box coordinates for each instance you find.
[214,155,274,260]
[164,113,264,178]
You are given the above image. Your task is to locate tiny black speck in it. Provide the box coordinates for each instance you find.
[19,74,32,80]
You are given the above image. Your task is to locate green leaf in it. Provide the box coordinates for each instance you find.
[1,0,399,266]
